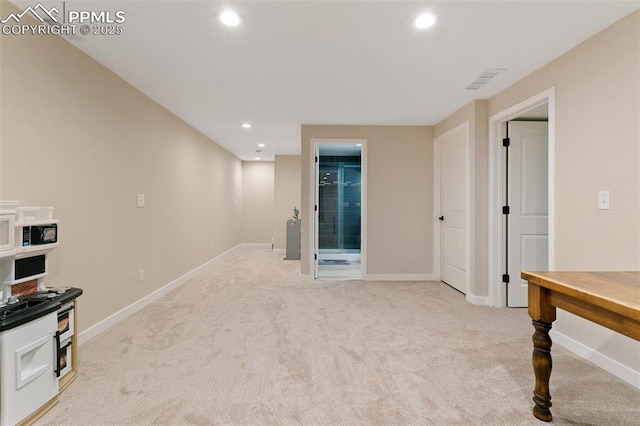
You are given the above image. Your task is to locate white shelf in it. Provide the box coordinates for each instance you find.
[16,243,60,257]
[0,201,19,215]
[16,206,54,223]
[0,244,59,259]
[0,249,18,259]
[14,219,59,227]
[2,272,47,286]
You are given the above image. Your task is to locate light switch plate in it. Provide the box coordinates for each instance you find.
[598,191,610,210]
[137,193,145,208]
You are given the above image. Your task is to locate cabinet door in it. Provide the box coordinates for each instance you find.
[0,215,15,251]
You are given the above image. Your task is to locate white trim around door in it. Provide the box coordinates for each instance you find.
[488,87,556,307]
[309,139,368,280]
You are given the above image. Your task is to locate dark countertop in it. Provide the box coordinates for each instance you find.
[0,299,61,331]
[49,287,83,305]
[0,288,83,332]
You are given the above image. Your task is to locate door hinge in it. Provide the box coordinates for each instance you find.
[314,253,317,260]
[502,274,510,283]
[315,204,318,212]
[502,205,510,215]
[502,137,510,147]
[315,156,318,163]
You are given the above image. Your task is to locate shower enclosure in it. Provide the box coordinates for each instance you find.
[314,143,363,279]
[318,157,361,253]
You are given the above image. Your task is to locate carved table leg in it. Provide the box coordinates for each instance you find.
[532,319,553,422]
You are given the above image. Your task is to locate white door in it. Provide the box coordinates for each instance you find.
[0,313,58,426]
[507,121,549,307]
[438,127,468,294]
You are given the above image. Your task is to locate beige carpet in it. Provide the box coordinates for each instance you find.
[38,248,639,425]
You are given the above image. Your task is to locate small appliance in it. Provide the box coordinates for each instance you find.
[23,224,57,246]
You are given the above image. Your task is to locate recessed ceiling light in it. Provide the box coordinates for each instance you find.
[241,123,251,129]
[219,10,243,27]
[254,157,261,160]
[258,143,265,147]
[414,13,436,29]
[356,144,362,147]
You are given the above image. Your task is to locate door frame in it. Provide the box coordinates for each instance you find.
[309,139,367,279]
[433,121,471,298]
[488,88,556,307]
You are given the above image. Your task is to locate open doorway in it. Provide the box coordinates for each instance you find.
[488,89,555,307]
[314,142,365,280]
[504,117,549,306]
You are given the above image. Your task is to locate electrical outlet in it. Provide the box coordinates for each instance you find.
[138,269,144,283]
[598,191,610,210]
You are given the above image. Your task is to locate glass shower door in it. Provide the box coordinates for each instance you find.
[318,158,361,253]
[341,164,361,252]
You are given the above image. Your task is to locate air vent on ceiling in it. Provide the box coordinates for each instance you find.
[465,68,507,90]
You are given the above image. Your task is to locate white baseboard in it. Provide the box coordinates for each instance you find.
[273,248,286,254]
[363,274,436,281]
[551,330,640,389]
[300,273,437,282]
[239,243,272,248]
[465,293,489,305]
[78,245,239,346]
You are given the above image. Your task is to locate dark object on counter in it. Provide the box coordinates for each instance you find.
[0,287,83,332]
[0,299,61,331]
[25,287,83,306]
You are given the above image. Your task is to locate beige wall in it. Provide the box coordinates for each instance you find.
[301,125,433,277]
[491,10,639,372]
[241,162,275,244]
[273,155,301,251]
[434,100,490,298]
[436,11,640,373]
[0,2,243,332]
[489,11,639,271]
[436,13,639,273]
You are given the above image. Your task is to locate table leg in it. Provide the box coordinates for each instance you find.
[532,319,553,422]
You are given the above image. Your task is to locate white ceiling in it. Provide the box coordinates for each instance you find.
[10,1,639,160]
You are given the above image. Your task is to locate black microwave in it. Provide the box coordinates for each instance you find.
[22,224,58,246]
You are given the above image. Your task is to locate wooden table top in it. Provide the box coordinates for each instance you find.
[521,271,640,321]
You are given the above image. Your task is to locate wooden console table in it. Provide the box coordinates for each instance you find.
[521,271,640,422]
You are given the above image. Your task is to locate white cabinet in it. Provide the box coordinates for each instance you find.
[0,203,59,301]
[0,215,14,252]
[0,201,18,255]
[0,312,58,426]
[0,205,58,261]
